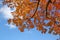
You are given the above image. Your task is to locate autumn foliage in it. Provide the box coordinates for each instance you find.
[3,0,60,35]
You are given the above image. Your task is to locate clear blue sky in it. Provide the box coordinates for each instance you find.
[0,0,59,40]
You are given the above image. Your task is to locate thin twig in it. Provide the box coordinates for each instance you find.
[27,0,40,20]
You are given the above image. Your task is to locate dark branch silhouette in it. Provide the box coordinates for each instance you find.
[46,0,52,17]
[27,0,40,20]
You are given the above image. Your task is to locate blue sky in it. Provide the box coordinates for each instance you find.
[0,0,59,40]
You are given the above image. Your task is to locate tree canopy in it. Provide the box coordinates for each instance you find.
[3,0,60,35]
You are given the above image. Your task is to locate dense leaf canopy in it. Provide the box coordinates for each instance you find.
[3,0,60,35]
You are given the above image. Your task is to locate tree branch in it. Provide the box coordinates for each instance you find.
[27,0,40,20]
[46,0,52,17]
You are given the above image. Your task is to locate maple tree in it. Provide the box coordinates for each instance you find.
[3,0,60,36]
